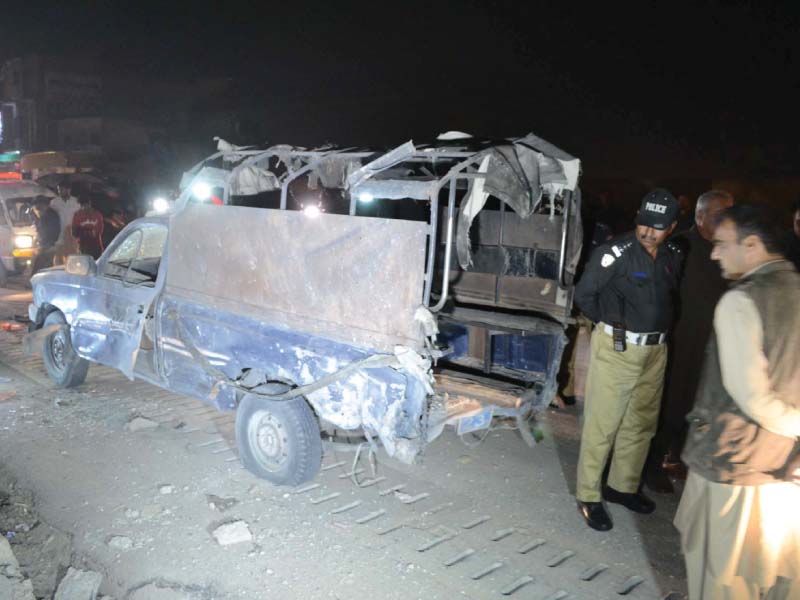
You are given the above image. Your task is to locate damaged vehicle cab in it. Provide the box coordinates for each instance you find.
[28,133,582,487]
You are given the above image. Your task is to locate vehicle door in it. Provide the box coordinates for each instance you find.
[70,223,168,379]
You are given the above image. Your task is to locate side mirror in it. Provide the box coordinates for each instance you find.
[65,255,97,277]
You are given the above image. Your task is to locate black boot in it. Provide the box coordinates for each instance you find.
[603,486,656,514]
[577,501,613,531]
[644,462,675,494]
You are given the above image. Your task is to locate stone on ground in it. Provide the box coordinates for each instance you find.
[212,521,252,546]
[53,567,102,600]
[124,417,158,433]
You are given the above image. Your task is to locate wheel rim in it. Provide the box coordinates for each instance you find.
[49,328,68,372]
[248,409,289,472]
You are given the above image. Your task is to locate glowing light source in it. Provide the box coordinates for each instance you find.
[14,235,33,249]
[152,196,169,213]
[192,181,211,201]
[358,192,374,203]
[303,205,321,218]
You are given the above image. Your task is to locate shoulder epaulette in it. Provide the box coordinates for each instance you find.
[610,241,634,258]
[666,241,683,254]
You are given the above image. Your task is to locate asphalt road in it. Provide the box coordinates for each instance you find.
[0,280,687,600]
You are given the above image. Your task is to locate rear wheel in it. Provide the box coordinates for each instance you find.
[41,311,89,388]
[235,385,322,486]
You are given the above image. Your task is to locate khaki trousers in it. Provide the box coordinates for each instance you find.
[576,326,667,502]
[676,472,800,600]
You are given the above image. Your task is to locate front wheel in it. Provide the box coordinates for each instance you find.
[41,311,89,388]
[235,386,322,486]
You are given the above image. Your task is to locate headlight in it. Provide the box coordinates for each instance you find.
[14,235,33,249]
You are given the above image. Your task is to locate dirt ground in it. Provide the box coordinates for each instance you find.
[0,279,687,600]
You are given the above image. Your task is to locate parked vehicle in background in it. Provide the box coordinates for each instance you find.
[26,132,582,486]
[0,180,56,286]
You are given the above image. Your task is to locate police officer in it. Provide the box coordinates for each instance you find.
[573,189,682,531]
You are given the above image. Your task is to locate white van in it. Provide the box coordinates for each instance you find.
[0,180,56,286]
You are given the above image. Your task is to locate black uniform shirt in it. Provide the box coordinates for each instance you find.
[35,207,61,249]
[574,231,683,333]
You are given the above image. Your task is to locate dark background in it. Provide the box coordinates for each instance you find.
[2,1,799,211]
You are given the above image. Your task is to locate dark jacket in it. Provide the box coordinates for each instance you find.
[574,231,683,332]
[661,228,729,429]
[682,261,800,485]
[35,207,61,248]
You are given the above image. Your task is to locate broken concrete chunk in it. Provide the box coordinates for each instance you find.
[158,485,174,495]
[0,576,35,600]
[53,567,102,600]
[212,521,252,546]
[124,509,140,519]
[0,536,18,567]
[107,536,133,550]
[124,417,159,433]
[205,494,238,513]
[128,582,193,600]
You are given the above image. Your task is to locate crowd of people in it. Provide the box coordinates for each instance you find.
[568,189,800,599]
[31,183,128,276]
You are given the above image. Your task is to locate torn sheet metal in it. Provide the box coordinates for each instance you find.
[308,156,364,190]
[456,155,491,269]
[454,135,581,271]
[229,165,279,195]
[346,141,416,189]
[215,137,253,162]
[165,205,428,352]
[158,296,430,459]
[351,178,436,201]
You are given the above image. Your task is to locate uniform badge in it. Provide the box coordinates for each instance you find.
[601,253,615,267]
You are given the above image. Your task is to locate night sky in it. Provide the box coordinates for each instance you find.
[2,1,799,176]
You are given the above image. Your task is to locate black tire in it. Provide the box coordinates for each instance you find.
[41,311,89,388]
[235,385,322,486]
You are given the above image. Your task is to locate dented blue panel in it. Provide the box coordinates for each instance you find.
[156,293,427,456]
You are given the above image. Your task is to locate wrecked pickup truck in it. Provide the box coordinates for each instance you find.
[26,133,582,486]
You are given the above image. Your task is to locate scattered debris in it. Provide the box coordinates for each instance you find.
[206,494,238,513]
[123,509,140,519]
[212,521,252,546]
[0,536,35,600]
[125,417,159,433]
[158,485,174,495]
[107,536,133,551]
[53,567,102,600]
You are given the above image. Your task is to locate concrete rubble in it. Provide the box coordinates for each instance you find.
[0,536,35,600]
[107,536,133,551]
[212,520,252,546]
[124,416,159,433]
[53,567,103,600]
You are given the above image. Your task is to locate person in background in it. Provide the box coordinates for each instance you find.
[49,183,80,264]
[674,194,694,234]
[784,197,800,270]
[645,190,735,493]
[102,208,127,249]
[676,204,800,599]
[31,196,61,275]
[71,197,104,259]
[572,189,683,531]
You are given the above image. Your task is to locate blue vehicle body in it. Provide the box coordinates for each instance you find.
[28,134,582,483]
